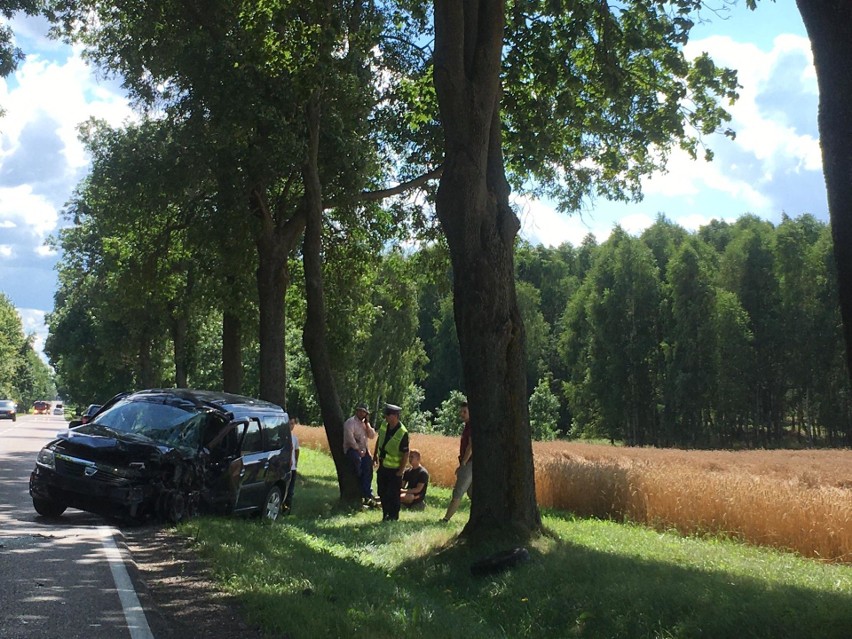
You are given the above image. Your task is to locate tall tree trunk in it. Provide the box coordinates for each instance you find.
[169,310,188,388]
[796,1,852,384]
[222,310,243,393]
[253,195,305,409]
[137,332,156,389]
[300,95,362,504]
[256,237,288,408]
[434,0,540,541]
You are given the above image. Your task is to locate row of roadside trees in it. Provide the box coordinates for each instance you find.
[47,208,851,449]
[0,293,55,407]
[20,0,852,541]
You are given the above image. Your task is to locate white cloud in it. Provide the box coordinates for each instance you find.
[34,244,56,257]
[0,245,12,257]
[642,33,823,219]
[516,194,615,247]
[673,212,737,232]
[16,307,48,363]
[618,213,655,236]
[0,185,58,236]
[519,29,824,248]
[3,48,134,174]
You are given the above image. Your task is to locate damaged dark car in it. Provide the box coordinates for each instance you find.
[29,389,293,524]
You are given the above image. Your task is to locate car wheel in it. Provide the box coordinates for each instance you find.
[157,490,189,524]
[33,497,67,518]
[262,485,283,521]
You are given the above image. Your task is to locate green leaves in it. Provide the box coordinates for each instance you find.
[503,0,740,211]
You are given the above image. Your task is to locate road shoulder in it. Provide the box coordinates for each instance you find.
[120,526,267,639]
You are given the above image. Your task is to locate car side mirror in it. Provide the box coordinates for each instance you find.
[69,419,83,428]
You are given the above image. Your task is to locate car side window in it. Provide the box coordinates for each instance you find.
[242,419,263,454]
[262,414,288,451]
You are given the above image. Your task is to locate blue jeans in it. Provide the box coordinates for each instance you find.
[346,448,374,499]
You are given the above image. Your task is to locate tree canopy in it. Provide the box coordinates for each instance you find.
[40,0,837,541]
[0,292,55,406]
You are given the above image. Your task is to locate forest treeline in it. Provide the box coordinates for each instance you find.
[0,293,55,406]
[47,208,851,449]
[416,212,851,448]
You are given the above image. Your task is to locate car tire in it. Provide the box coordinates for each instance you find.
[262,485,283,522]
[33,497,67,518]
[157,490,189,524]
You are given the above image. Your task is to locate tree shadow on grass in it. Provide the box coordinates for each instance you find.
[181,503,850,639]
[409,522,852,639]
[170,448,852,639]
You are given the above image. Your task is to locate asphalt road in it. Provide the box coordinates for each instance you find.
[0,413,170,639]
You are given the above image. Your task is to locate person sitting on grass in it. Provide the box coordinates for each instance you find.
[400,449,429,510]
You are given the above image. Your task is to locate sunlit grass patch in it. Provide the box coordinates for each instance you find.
[178,447,852,639]
[298,424,852,562]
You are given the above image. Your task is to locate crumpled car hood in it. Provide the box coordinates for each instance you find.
[53,428,188,465]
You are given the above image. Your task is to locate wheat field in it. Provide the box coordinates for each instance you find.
[295,425,852,563]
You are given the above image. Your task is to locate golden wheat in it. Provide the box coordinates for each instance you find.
[295,424,852,563]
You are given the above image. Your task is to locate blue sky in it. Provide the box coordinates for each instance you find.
[0,3,825,361]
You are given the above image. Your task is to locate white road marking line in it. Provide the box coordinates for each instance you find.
[100,527,155,639]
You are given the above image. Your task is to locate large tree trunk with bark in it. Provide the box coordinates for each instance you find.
[137,331,157,389]
[256,237,289,408]
[169,310,188,388]
[796,1,852,385]
[253,196,305,409]
[433,0,541,541]
[222,310,243,393]
[301,96,362,505]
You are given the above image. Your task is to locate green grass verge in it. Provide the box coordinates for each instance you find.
[178,448,852,639]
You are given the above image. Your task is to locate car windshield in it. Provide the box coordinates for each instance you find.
[0,400,14,408]
[92,399,205,452]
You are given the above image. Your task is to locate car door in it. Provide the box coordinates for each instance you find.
[261,414,290,490]
[234,418,268,513]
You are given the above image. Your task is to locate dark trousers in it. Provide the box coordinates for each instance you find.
[284,470,296,509]
[346,448,374,499]
[376,466,402,520]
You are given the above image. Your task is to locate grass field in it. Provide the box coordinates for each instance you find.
[178,446,852,639]
[296,425,852,563]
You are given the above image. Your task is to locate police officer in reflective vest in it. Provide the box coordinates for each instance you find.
[373,403,409,521]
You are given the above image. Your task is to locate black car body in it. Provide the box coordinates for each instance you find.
[0,400,16,421]
[30,389,292,523]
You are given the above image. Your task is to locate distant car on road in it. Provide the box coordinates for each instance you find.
[30,388,293,524]
[0,399,17,421]
[32,401,50,415]
[53,403,64,415]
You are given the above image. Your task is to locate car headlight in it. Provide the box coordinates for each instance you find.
[36,447,56,470]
